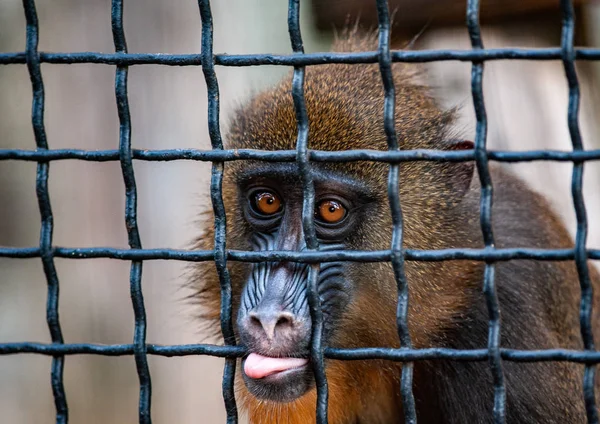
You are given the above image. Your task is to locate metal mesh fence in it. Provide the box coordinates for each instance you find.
[1,0,600,423]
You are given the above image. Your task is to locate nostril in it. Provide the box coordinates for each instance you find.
[275,312,293,328]
[249,315,262,329]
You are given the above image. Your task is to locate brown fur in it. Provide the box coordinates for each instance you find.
[190,30,600,423]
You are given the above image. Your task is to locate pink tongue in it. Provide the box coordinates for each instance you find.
[244,353,308,379]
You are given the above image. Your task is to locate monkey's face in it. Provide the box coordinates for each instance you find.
[229,162,386,403]
[214,60,475,406]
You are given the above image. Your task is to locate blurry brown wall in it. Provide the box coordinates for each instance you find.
[0,0,327,423]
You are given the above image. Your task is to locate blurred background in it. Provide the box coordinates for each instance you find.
[0,0,599,422]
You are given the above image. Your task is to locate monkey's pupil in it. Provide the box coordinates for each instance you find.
[329,206,336,213]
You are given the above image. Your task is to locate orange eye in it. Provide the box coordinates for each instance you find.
[253,191,282,215]
[317,200,346,224]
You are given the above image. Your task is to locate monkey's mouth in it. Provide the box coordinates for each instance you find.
[241,353,313,402]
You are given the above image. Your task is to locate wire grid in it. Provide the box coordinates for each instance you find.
[0,0,600,423]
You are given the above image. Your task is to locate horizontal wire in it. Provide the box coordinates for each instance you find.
[1,246,600,261]
[1,48,600,67]
[1,148,600,163]
[1,343,600,364]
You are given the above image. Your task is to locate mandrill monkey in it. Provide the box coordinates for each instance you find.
[191,32,600,423]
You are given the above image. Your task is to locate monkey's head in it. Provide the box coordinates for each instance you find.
[194,34,476,408]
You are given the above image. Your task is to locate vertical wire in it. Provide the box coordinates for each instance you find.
[559,1,599,422]
[288,0,328,422]
[21,0,68,422]
[466,1,506,422]
[197,1,238,422]
[111,1,152,422]
[373,1,416,422]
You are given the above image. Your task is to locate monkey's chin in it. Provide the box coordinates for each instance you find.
[241,357,314,403]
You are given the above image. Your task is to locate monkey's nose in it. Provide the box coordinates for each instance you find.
[247,309,296,340]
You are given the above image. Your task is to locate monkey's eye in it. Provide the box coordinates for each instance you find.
[251,191,283,216]
[316,199,346,224]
